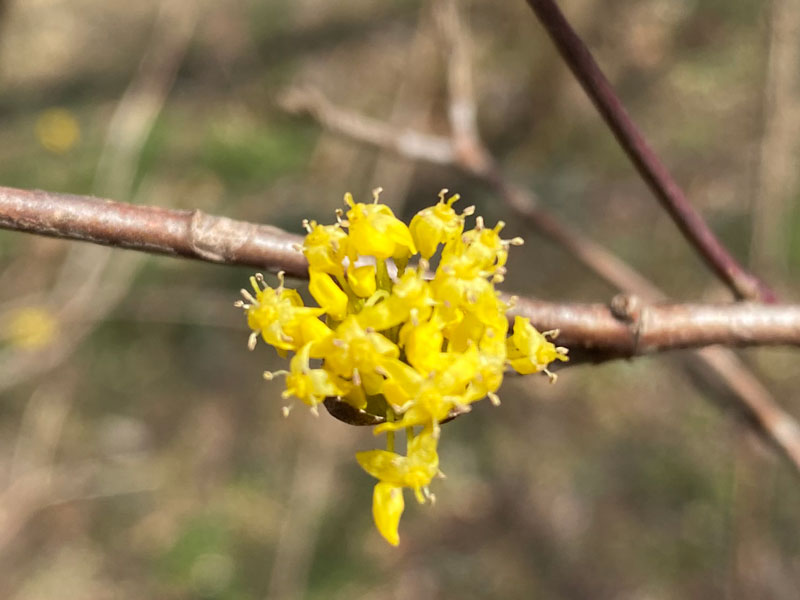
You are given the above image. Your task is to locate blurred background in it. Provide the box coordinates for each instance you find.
[1,0,799,598]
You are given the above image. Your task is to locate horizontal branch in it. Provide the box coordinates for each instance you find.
[514,297,800,360]
[0,186,308,278]
[2,185,800,360]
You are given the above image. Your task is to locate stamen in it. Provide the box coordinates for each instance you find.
[302,218,313,233]
[557,346,569,355]
[281,404,293,418]
[240,289,257,304]
[264,369,289,380]
[446,193,461,207]
[461,205,476,217]
[248,332,259,350]
[508,237,525,246]
[544,369,558,384]
[372,187,383,203]
[488,392,501,406]
[475,216,485,230]
[310,404,320,417]
[344,192,355,208]
[233,300,247,308]
[276,271,286,292]
[543,329,560,338]
[352,368,361,387]
[438,188,448,203]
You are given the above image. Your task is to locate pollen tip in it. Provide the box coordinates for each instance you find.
[248,332,258,350]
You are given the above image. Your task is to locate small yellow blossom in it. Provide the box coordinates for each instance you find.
[280,342,344,411]
[35,108,80,154]
[345,191,416,264]
[238,189,568,545]
[409,189,471,259]
[506,316,569,376]
[5,307,59,349]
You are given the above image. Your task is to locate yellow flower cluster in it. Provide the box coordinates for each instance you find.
[238,189,568,546]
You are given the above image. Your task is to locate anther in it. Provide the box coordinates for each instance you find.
[372,187,383,203]
[302,219,313,233]
[488,392,501,406]
[543,329,560,338]
[438,188,448,203]
[281,405,293,418]
[248,332,258,350]
[544,369,558,384]
[475,216,485,230]
[240,289,257,304]
[461,205,476,217]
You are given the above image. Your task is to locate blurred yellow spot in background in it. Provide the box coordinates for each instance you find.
[6,307,59,349]
[35,107,81,154]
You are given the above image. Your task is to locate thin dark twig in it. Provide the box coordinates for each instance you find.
[524,0,775,302]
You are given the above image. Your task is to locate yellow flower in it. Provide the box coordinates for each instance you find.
[506,316,569,375]
[345,191,416,263]
[346,264,377,298]
[238,189,568,546]
[35,108,80,154]
[302,220,348,275]
[315,316,399,395]
[239,273,329,353]
[409,189,471,259]
[371,482,404,546]
[5,306,58,349]
[281,343,345,410]
[309,271,349,321]
[357,427,440,544]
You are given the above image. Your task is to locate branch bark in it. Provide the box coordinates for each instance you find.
[2,185,800,358]
[0,186,307,278]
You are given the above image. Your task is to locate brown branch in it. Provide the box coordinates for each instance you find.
[3,184,800,357]
[512,296,800,359]
[0,186,308,278]
[3,182,800,472]
[524,0,775,303]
